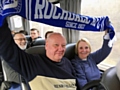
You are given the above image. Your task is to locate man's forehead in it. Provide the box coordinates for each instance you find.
[31,30,38,33]
[49,33,64,39]
[14,33,25,38]
[46,33,66,42]
[49,38,66,45]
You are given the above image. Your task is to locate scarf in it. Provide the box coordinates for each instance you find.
[0,0,116,44]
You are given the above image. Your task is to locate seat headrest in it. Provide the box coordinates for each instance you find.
[64,43,76,60]
[26,43,76,60]
[25,45,46,55]
[32,38,45,46]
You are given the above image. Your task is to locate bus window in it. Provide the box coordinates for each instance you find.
[81,0,120,70]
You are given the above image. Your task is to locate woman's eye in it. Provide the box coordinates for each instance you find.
[80,47,83,49]
[85,47,89,49]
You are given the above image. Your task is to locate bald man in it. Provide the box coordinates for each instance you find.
[45,33,66,62]
[0,20,76,90]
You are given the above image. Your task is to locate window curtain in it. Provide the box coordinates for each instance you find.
[22,18,30,35]
[60,0,81,44]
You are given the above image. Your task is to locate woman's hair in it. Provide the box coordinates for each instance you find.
[75,38,91,55]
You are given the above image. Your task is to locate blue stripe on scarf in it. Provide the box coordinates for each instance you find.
[0,0,115,40]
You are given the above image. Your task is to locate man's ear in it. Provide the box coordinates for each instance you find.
[45,43,47,50]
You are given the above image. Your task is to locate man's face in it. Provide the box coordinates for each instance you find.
[30,30,39,40]
[45,33,66,62]
[14,34,27,50]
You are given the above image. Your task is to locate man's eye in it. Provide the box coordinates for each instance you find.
[62,45,66,48]
[55,44,59,47]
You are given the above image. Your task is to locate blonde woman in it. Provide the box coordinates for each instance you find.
[71,30,113,89]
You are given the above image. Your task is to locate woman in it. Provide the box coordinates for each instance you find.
[71,30,112,89]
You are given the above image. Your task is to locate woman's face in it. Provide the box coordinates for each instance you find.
[77,41,90,60]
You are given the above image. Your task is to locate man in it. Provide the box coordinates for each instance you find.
[0,32,29,90]
[0,20,76,90]
[30,28,41,41]
[27,28,41,48]
[13,32,28,50]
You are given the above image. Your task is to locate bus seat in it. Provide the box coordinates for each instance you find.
[25,45,46,55]
[81,67,120,90]
[26,43,76,60]
[32,38,45,46]
[26,43,76,61]
[0,57,29,90]
[100,67,120,90]
[25,35,30,41]
[26,35,45,47]
[64,43,76,60]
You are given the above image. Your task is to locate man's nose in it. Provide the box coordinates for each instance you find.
[58,45,65,51]
[21,39,27,42]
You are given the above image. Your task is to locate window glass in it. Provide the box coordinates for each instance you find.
[81,0,120,69]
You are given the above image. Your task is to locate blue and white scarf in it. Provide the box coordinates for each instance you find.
[0,0,116,44]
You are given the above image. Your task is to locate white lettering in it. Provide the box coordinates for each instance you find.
[74,15,80,22]
[52,6,61,19]
[78,24,85,29]
[44,0,53,19]
[83,16,90,24]
[78,16,90,24]
[60,10,68,20]
[100,20,104,31]
[96,18,102,29]
[34,0,45,19]
[3,0,18,9]
[90,18,99,27]
[65,21,77,28]
[68,12,75,21]
[34,0,94,26]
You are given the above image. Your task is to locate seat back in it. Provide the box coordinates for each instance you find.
[25,35,30,41]
[26,43,76,60]
[25,45,46,55]
[64,43,76,60]
[100,67,120,90]
[32,38,45,46]
[0,58,4,85]
[0,57,29,90]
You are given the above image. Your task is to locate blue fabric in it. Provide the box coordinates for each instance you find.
[0,0,115,40]
[71,39,112,89]
[9,83,22,90]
